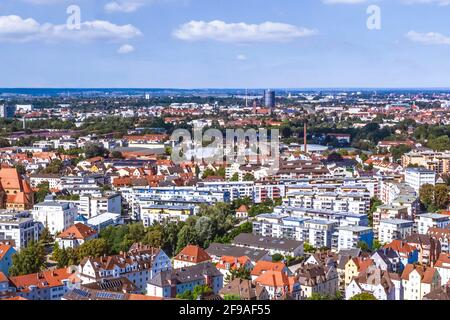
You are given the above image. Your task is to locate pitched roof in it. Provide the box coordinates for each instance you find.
[216,256,251,271]
[401,264,438,284]
[384,240,416,255]
[0,244,14,261]
[251,261,286,277]
[57,223,97,240]
[255,270,291,288]
[434,253,450,269]
[236,205,248,213]
[0,271,8,283]
[174,245,212,264]
[220,278,266,300]
[9,268,73,291]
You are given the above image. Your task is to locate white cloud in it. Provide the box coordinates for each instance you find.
[406,30,450,45]
[236,54,247,61]
[0,15,142,43]
[118,44,135,54]
[19,0,68,4]
[173,20,317,43]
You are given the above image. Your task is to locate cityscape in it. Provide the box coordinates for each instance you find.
[0,0,450,308]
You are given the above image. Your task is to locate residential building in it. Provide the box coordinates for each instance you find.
[32,195,77,235]
[0,168,34,210]
[344,257,374,287]
[206,243,270,264]
[332,226,374,251]
[216,256,253,282]
[401,264,441,300]
[405,168,436,193]
[0,244,15,276]
[295,263,339,299]
[56,223,98,249]
[147,262,223,298]
[406,233,441,266]
[254,270,300,300]
[428,226,450,253]
[173,245,212,269]
[346,268,397,300]
[0,211,39,249]
[232,233,304,258]
[78,245,171,292]
[434,253,450,285]
[219,278,269,300]
[378,219,414,245]
[77,193,121,219]
[384,240,419,269]
[415,213,450,235]
[8,268,74,300]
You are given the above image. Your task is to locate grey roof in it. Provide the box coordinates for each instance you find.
[232,233,303,252]
[148,262,222,287]
[206,243,269,261]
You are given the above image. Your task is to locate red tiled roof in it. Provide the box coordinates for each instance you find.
[57,223,97,240]
[0,244,14,261]
[251,261,286,277]
[9,268,72,290]
[174,245,212,264]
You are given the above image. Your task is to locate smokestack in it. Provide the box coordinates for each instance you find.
[304,122,308,154]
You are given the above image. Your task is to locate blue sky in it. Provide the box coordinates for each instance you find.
[0,0,449,88]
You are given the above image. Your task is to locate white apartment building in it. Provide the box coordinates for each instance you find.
[415,213,450,235]
[332,226,374,251]
[405,168,436,194]
[29,174,62,189]
[32,196,77,235]
[0,211,39,249]
[378,219,414,245]
[76,193,121,219]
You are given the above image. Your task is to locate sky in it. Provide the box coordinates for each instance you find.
[0,0,450,88]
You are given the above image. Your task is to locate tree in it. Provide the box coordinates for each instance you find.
[243,173,255,181]
[9,241,46,276]
[223,294,242,300]
[230,172,239,181]
[85,143,108,159]
[41,159,63,174]
[357,241,370,252]
[40,227,54,245]
[272,253,284,262]
[14,163,26,175]
[427,135,450,152]
[372,240,383,251]
[35,182,50,203]
[304,242,316,253]
[110,151,123,159]
[77,239,109,260]
[350,293,378,300]
[419,184,449,212]
[225,267,251,283]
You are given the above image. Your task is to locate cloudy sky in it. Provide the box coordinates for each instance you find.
[0,0,449,88]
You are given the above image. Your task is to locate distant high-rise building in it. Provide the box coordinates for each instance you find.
[263,89,275,109]
[145,93,150,100]
[0,104,16,119]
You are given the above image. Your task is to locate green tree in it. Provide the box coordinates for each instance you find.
[272,253,284,262]
[230,172,239,181]
[223,294,242,300]
[304,242,316,253]
[110,151,124,159]
[225,267,251,283]
[420,184,438,212]
[40,227,54,245]
[35,182,50,203]
[77,239,109,260]
[243,173,255,181]
[427,135,450,152]
[368,197,383,227]
[85,143,108,159]
[350,293,378,300]
[9,241,46,276]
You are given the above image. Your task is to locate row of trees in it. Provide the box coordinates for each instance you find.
[419,184,450,213]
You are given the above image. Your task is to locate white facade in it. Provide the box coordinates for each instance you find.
[77,193,121,219]
[32,196,77,235]
[0,211,39,249]
[415,214,450,235]
[378,219,414,245]
[405,168,436,194]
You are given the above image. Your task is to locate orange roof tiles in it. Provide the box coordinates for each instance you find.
[255,270,290,288]
[401,264,437,284]
[384,240,416,255]
[216,256,251,271]
[57,223,97,240]
[0,271,8,283]
[251,261,286,277]
[174,245,212,264]
[9,268,72,290]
